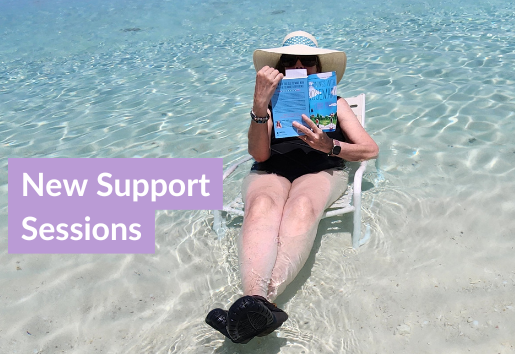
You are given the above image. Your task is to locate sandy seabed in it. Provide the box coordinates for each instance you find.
[1,165,514,354]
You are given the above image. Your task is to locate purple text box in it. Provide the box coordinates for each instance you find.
[8,158,223,254]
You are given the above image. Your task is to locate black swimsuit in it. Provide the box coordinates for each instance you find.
[251,98,347,182]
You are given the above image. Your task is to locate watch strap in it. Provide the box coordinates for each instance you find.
[328,139,341,156]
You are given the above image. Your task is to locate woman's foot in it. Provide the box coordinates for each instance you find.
[226,295,288,343]
[252,295,289,337]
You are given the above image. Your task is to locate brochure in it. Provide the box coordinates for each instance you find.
[271,70,337,138]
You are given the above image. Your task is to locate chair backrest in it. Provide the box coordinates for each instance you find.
[344,94,366,128]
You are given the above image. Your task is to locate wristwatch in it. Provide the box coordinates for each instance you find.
[250,110,270,124]
[328,139,341,156]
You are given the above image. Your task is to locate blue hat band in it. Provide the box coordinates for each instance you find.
[283,36,317,48]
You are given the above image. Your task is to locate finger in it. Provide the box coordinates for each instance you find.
[257,66,273,78]
[293,121,313,137]
[266,66,280,77]
[301,114,319,131]
[272,72,284,85]
[260,65,271,73]
[264,67,276,76]
[259,67,282,85]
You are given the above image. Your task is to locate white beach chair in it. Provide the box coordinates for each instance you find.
[213,94,370,249]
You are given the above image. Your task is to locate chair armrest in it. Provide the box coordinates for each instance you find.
[223,155,253,181]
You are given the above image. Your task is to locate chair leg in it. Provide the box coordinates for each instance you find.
[213,210,222,234]
[352,194,362,249]
[213,210,227,239]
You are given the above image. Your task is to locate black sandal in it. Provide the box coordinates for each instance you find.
[226,295,288,343]
[252,296,289,337]
[205,308,239,343]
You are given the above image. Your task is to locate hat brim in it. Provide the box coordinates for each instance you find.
[253,45,347,83]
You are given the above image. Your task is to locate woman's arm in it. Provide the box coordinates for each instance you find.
[247,66,283,162]
[247,110,273,163]
[331,97,379,161]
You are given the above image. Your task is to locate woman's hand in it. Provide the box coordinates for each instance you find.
[252,66,283,116]
[293,115,333,154]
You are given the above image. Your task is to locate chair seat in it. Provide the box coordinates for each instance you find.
[321,184,354,218]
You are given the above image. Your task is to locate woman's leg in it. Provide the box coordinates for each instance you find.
[267,168,348,300]
[238,171,291,298]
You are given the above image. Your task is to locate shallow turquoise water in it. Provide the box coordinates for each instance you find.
[1,0,515,353]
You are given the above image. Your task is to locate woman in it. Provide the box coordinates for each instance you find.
[206,31,378,344]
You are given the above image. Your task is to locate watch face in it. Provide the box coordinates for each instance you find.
[332,145,342,155]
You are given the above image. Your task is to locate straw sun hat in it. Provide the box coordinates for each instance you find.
[253,31,347,83]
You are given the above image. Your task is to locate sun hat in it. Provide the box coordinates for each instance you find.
[253,31,347,83]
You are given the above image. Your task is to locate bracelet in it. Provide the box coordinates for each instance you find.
[250,110,270,124]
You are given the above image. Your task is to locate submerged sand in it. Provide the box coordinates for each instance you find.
[1,161,514,353]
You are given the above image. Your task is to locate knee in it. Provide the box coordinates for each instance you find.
[245,194,284,219]
[284,194,318,221]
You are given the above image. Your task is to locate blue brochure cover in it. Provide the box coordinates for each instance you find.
[308,71,337,132]
[271,71,337,138]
